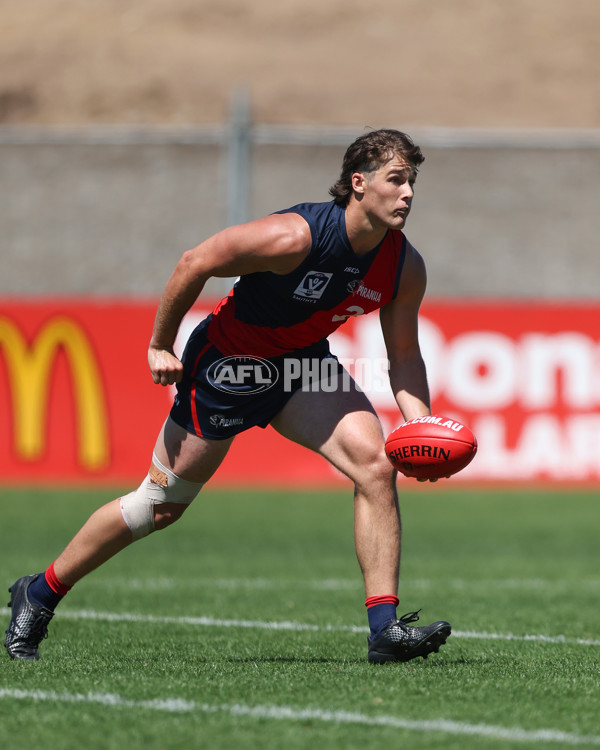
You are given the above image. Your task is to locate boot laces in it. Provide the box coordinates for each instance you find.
[397,609,422,626]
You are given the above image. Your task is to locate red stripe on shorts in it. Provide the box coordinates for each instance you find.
[190,343,212,437]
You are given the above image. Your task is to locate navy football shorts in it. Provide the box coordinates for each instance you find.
[169,319,350,440]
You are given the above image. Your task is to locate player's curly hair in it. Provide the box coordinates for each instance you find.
[329,129,424,206]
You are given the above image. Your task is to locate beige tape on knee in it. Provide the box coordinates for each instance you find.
[120,454,204,540]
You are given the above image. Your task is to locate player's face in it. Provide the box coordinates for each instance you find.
[356,157,417,230]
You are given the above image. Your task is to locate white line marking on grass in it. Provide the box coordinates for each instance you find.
[0,688,599,746]
[453,630,600,647]
[94,576,600,592]
[1,607,599,647]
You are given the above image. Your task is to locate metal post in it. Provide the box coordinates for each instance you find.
[226,87,251,227]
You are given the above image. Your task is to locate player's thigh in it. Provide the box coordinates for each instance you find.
[270,383,390,484]
[153,416,234,483]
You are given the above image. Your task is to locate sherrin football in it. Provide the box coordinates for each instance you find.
[385,415,477,480]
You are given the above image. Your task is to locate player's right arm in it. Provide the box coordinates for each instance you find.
[379,241,431,421]
[148,213,311,386]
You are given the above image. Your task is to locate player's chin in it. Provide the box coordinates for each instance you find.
[389,213,408,229]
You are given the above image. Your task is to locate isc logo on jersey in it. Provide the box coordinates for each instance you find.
[207,356,279,394]
[293,271,333,300]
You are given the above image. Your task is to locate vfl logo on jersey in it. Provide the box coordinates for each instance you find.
[293,271,333,300]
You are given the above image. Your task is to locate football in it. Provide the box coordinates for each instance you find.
[385,415,477,480]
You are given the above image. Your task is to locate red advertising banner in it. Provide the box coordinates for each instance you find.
[1,298,599,486]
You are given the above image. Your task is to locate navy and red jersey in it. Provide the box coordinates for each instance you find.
[205,201,407,357]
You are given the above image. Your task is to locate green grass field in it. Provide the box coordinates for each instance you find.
[1,485,599,749]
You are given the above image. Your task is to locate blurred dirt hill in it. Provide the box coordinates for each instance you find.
[1,0,599,128]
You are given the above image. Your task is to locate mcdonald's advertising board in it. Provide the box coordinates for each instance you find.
[1,298,599,487]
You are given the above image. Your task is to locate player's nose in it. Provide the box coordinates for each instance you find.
[402,182,414,199]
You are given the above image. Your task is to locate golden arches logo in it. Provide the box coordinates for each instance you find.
[0,315,109,470]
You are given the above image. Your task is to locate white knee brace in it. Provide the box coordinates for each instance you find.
[120,454,204,540]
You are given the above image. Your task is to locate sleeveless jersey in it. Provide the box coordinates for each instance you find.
[205,201,407,357]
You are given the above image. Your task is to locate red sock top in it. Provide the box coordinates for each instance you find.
[365,594,399,609]
[45,562,72,596]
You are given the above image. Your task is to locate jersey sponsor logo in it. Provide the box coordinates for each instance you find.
[344,266,360,274]
[352,283,382,303]
[207,355,279,395]
[293,271,333,300]
[209,413,244,429]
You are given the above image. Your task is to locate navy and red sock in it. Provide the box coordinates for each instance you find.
[365,594,399,639]
[27,562,72,611]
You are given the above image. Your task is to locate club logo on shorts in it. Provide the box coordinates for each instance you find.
[293,271,333,300]
[207,355,279,395]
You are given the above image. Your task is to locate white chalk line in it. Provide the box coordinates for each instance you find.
[1,607,598,647]
[0,688,599,746]
[93,576,600,593]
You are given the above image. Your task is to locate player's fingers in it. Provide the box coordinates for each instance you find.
[150,367,169,385]
[159,369,182,386]
[149,349,183,386]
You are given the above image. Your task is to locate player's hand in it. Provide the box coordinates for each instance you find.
[148,346,184,386]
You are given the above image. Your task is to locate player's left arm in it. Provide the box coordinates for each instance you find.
[379,241,432,422]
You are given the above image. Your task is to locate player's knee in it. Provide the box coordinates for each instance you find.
[349,440,396,491]
[119,455,203,541]
[370,451,396,486]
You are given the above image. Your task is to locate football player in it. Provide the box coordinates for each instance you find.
[5,129,450,664]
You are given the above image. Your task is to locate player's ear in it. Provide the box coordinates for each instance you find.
[351,171,367,196]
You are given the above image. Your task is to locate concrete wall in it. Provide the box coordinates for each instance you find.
[2,131,598,299]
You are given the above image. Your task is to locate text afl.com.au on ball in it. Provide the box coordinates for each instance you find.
[206,355,392,395]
